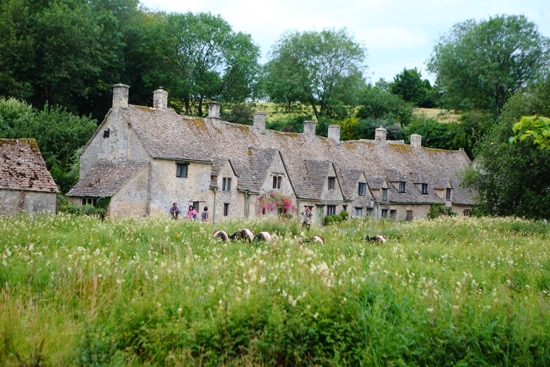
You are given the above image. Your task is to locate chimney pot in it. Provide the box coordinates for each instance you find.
[208,102,220,119]
[410,134,422,148]
[375,126,387,143]
[153,88,168,109]
[253,111,266,134]
[303,120,317,137]
[112,84,129,109]
[328,125,341,143]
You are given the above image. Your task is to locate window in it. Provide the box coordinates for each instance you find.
[328,177,336,190]
[406,210,413,221]
[463,209,471,216]
[103,129,110,138]
[272,175,282,189]
[446,188,452,200]
[176,163,188,178]
[327,205,336,216]
[342,205,347,212]
[399,182,406,193]
[382,188,388,201]
[82,198,97,206]
[421,183,428,195]
[222,177,232,192]
[223,203,230,216]
[381,209,388,218]
[358,182,367,196]
[355,207,363,217]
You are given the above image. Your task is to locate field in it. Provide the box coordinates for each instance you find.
[1,215,549,366]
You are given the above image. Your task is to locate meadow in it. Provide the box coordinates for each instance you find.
[0,214,548,366]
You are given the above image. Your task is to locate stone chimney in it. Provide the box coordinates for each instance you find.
[208,102,220,119]
[253,111,266,134]
[112,84,129,109]
[328,125,341,144]
[303,120,317,137]
[153,88,168,109]
[375,126,387,143]
[410,134,422,148]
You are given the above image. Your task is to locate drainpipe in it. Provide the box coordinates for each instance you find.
[212,188,217,225]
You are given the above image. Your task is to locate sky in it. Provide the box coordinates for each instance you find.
[139,0,549,84]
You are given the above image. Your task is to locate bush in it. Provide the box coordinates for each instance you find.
[324,210,349,225]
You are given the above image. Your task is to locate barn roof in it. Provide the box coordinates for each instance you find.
[0,139,58,193]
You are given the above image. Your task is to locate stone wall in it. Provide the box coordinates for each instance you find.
[0,190,56,215]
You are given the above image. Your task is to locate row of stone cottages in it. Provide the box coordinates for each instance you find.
[65,84,475,226]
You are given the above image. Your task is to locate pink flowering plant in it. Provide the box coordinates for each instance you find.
[257,190,296,214]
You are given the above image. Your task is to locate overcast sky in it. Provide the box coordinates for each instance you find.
[139,0,549,84]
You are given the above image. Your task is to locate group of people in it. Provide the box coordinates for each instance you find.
[170,203,209,221]
[170,203,313,228]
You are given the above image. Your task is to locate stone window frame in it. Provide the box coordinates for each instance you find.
[398,181,406,193]
[354,207,363,217]
[328,176,336,190]
[381,209,389,218]
[82,198,97,206]
[223,203,230,216]
[176,163,188,178]
[446,187,452,201]
[272,175,283,189]
[222,177,232,192]
[382,188,388,201]
[327,205,336,216]
[358,182,367,196]
[421,183,428,195]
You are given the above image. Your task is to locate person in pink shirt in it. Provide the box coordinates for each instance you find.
[187,205,197,220]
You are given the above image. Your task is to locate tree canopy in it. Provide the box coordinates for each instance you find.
[265,29,367,120]
[427,15,550,114]
[390,68,436,107]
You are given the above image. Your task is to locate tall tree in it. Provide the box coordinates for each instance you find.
[390,68,435,107]
[141,12,261,116]
[427,15,550,114]
[265,29,366,120]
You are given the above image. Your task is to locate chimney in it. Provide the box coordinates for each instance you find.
[153,88,168,109]
[375,126,387,143]
[208,102,220,119]
[112,84,129,109]
[410,134,422,148]
[253,111,266,134]
[303,120,317,137]
[328,125,341,144]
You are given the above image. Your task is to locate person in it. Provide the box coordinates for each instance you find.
[301,205,312,230]
[187,205,197,220]
[201,206,209,222]
[170,202,180,219]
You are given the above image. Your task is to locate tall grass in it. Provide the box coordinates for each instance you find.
[1,215,548,366]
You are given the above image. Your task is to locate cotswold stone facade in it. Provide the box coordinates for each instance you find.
[0,139,58,215]
[68,84,475,224]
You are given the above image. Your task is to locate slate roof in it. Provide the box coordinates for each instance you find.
[72,105,475,205]
[67,160,148,197]
[0,139,57,193]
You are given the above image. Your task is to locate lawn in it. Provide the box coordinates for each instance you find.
[1,214,548,366]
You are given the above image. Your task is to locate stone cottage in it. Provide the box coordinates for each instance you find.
[67,84,475,224]
[0,139,58,215]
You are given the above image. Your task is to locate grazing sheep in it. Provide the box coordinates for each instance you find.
[229,228,254,242]
[365,234,387,243]
[254,231,276,242]
[302,235,325,244]
[212,230,229,241]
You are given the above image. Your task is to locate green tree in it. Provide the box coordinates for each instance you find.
[427,15,550,114]
[0,98,97,193]
[356,85,413,126]
[464,77,550,219]
[265,29,366,120]
[390,68,435,107]
[141,12,260,116]
[510,115,550,150]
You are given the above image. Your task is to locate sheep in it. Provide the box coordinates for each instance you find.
[365,234,387,243]
[212,230,229,241]
[229,228,255,242]
[253,231,277,242]
[302,235,325,244]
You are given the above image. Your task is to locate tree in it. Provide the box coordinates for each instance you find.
[356,85,413,126]
[427,15,550,114]
[464,77,550,219]
[390,68,435,107]
[265,29,366,120]
[510,116,550,150]
[141,12,261,116]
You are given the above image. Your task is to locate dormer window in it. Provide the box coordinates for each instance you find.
[358,182,367,196]
[273,175,282,189]
[421,183,428,195]
[328,177,336,190]
[222,177,232,192]
[398,182,406,193]
[176,163,188,178]
[446,188,452,200]
[382,188,388,201]
[103,129,110,138]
